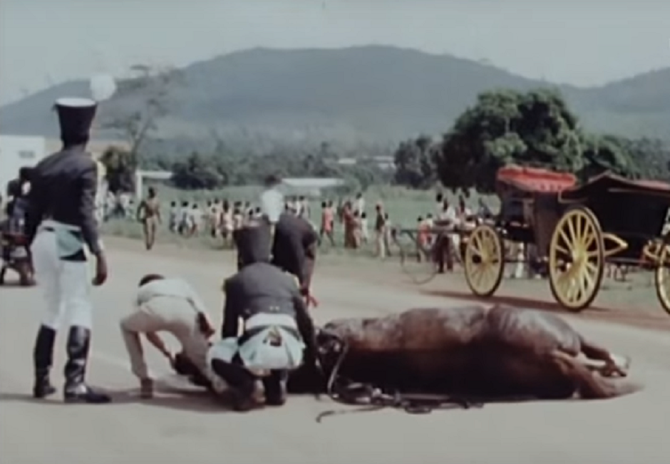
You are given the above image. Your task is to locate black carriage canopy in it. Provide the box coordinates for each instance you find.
[559,173,670,254]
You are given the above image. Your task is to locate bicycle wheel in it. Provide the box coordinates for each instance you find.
[398,233,439,285]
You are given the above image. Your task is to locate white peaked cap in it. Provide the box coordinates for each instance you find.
[55,97,97,108]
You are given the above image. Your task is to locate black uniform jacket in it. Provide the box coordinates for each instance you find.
[25,146,101,255]
[221,262,315,343]
[271,213,318,290]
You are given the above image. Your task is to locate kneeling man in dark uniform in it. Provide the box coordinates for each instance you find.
[210,221,319,411]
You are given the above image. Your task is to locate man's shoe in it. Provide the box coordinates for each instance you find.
[140,378,154,399]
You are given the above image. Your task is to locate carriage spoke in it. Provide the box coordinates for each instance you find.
[567,217,577,244]
[554,243,571,257]
[581,268,594,294]
[558,230,571,251]
[585,261,598,276]
[585,249,600,259]
[582,228,595,248]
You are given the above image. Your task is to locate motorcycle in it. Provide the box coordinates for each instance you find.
[0,222,35,287]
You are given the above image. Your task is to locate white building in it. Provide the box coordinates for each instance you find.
[0,135,47,196]
[135,170,173,198]
[280,177,345,197]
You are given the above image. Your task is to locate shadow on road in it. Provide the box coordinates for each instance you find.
[419,288,609,314]
[0,281,36,289]
[104,389,234,414]
[0,382,233,414]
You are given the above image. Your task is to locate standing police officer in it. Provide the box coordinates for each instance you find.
[272,211,319,299]
[25,97,110,403]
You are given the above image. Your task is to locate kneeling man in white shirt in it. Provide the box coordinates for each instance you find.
[120,274,222,398]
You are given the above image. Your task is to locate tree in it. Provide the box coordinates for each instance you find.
[99,146,137,194]
[436,89,601,192]
[393,135,437,189]
[578,135,638,181]
[171,152,224,190]
[622,137,670,182]
[101,64,183,159]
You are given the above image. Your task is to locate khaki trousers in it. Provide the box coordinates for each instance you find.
[375,230,386,258]
[120,295,209,380]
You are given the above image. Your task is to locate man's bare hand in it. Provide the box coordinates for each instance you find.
[92,253,108,286]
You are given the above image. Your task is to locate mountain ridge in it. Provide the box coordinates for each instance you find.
[1,45,668,143]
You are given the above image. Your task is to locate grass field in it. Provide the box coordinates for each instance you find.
[100,183,670,321]
[101,183,499,260]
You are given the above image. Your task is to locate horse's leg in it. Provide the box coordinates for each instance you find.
[579,336,630,377]
[551,350,640,399]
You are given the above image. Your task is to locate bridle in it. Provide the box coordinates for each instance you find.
[314,330,483,423]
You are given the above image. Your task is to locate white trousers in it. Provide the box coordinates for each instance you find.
[31,227,93,330]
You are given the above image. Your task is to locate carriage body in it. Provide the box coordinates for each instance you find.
[463,166,577,297]
[558,175,670,264]
[494,166,576,257]
[548,174,670,312]
[464,166,670,315]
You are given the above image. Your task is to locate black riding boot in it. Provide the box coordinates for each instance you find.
[32,325,57,399]
[211,358,257,411]
[262,370,288,406]
[63,326,111,404]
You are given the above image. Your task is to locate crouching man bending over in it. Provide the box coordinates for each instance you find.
[120,274,220,398]
[209,221,319,411]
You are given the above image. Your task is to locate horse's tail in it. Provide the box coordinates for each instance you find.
[551,350,642,399]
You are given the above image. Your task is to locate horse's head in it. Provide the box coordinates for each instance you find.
[287,327,346,394]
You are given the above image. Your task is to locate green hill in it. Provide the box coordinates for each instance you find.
[1,46,668,142]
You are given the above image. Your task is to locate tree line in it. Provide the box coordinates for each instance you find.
[100,140,393,193]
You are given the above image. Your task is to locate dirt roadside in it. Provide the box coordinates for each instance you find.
[104,235,670,332]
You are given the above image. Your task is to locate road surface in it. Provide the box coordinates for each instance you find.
[2,242,670,464]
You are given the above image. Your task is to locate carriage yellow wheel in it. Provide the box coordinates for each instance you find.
[464,224,504,297]
[548,207,604,312]
[654,238,670,316]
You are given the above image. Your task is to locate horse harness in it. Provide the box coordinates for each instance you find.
[315,331,484,423]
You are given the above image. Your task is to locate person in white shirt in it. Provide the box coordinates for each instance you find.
[437,199,458,224]
[355,193,365,217]
[189,203,203,236]
[220,201,234,245]
[435,192,444,217]
[259,175,284,232]
[119,274,219,399]
[436,199,458,272]
[168,201,179,233]
[178,201,191,235]
[208,200,222,238]
[298,196,310,219]
[360,211,369,243]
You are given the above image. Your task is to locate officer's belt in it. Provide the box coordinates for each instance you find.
[239,323,300,346]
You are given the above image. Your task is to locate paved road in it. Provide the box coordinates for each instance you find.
[2,244,670,464]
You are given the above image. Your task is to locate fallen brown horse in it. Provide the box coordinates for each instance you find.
[288,304,641,407]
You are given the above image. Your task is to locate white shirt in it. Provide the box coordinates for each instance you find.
[136,278,208,314]
[438,205,457,223]
[355,198,365,214]
[190,208,203,225]
[260,187,284,224]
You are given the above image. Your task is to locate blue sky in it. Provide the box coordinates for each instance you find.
[1,0,669,104]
